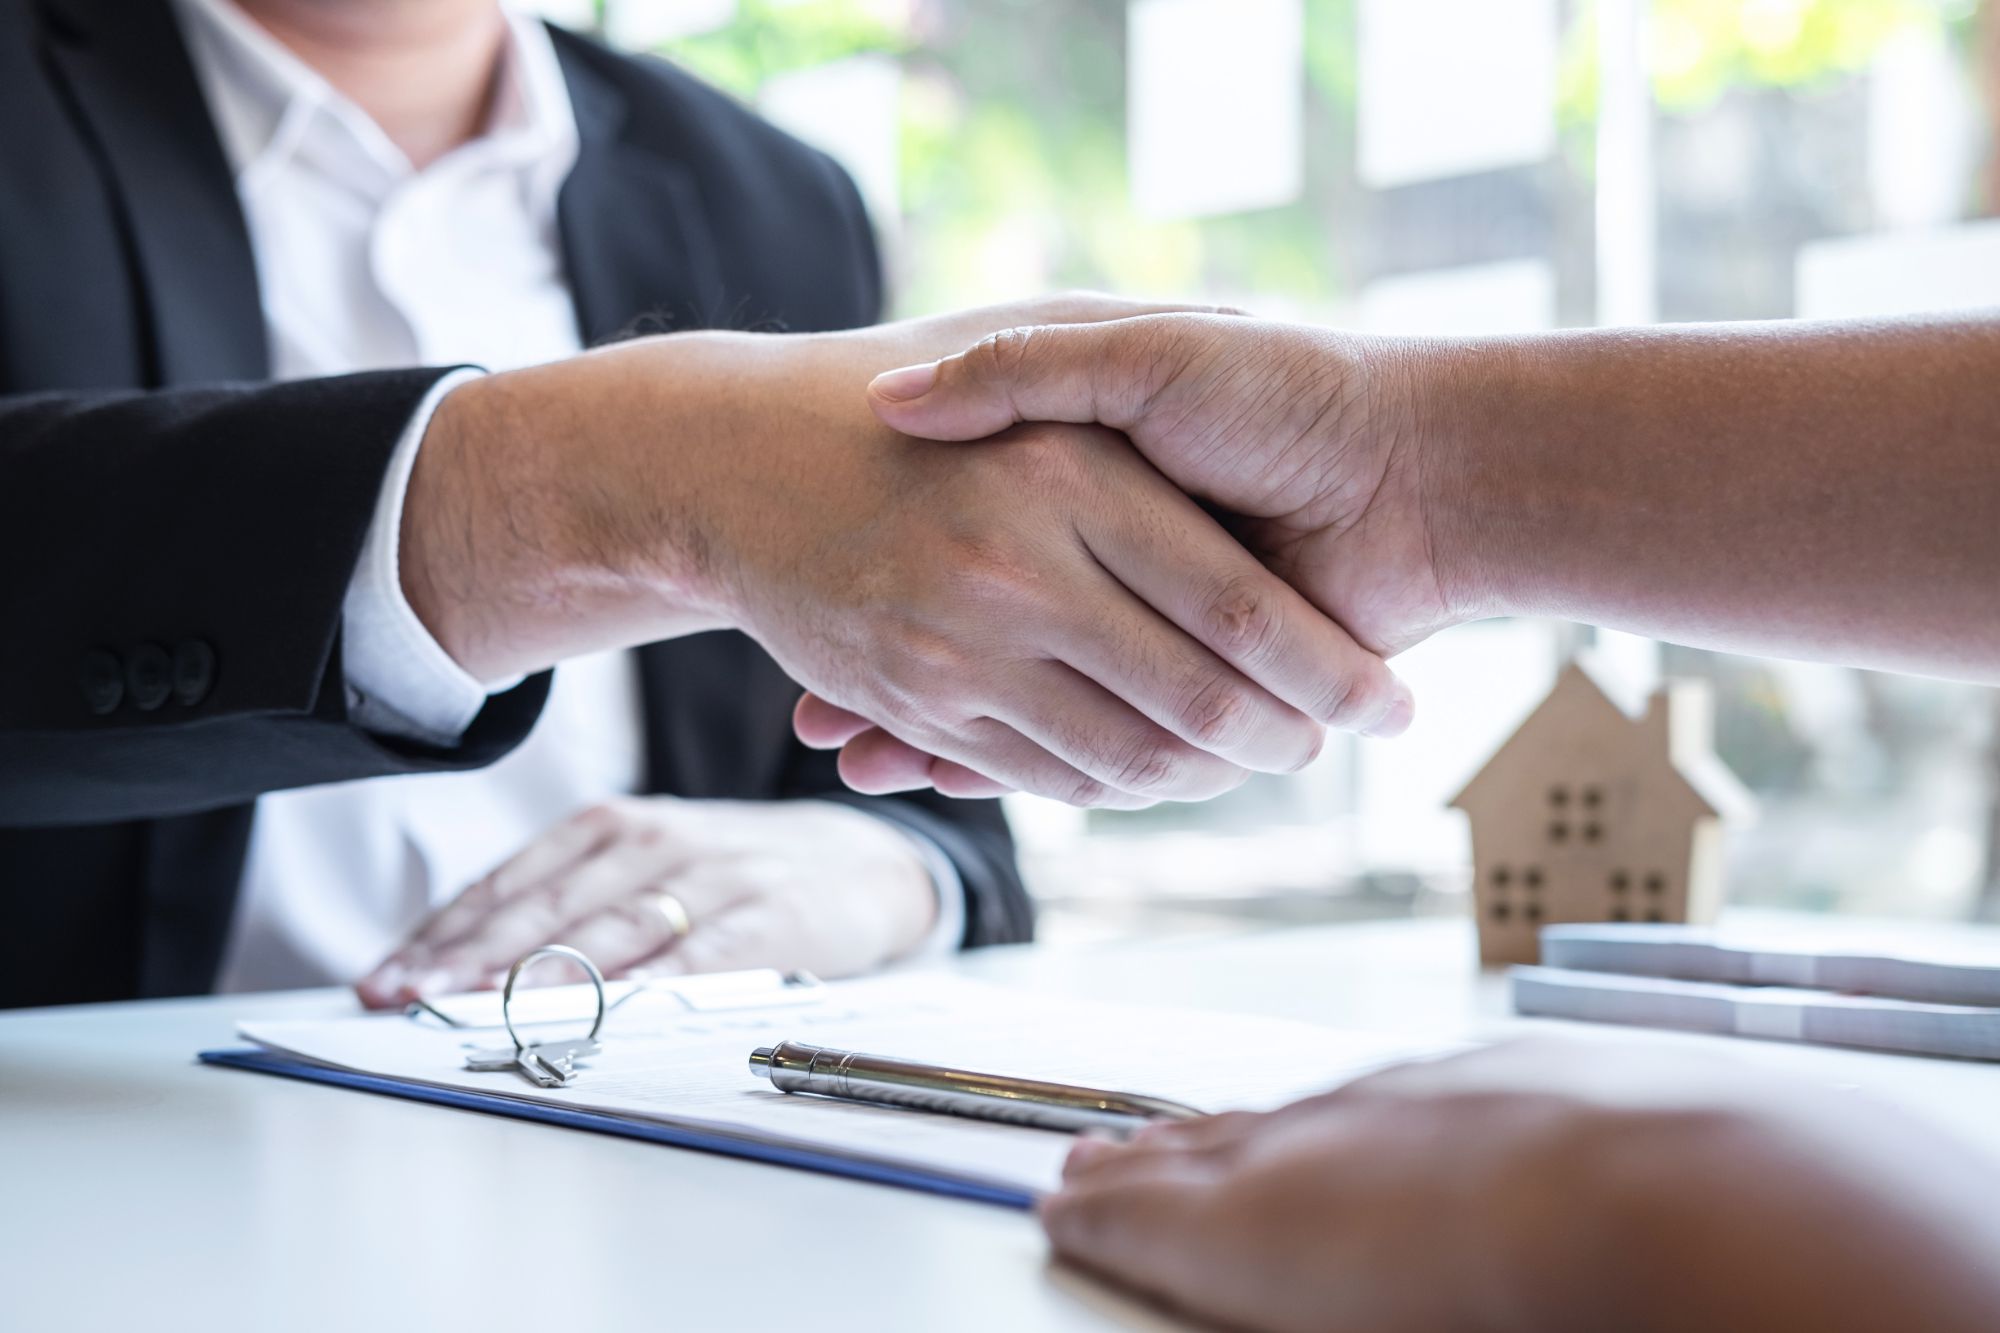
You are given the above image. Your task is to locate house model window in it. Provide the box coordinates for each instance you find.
[1449,660,1754,966]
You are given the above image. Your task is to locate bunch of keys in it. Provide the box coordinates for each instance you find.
[461,944,607,1090]
[463,1035,599,1088]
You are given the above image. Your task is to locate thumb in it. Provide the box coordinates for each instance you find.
[868,315,1192,441]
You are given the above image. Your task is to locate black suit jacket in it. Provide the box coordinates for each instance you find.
[0,0,1031,1008]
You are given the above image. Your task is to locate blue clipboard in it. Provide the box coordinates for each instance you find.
[200,1047,1038,1212]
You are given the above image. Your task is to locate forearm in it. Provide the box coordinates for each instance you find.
[1590,1103,2000,1333]
[400,336,741,684]
[1419,314,2000,681]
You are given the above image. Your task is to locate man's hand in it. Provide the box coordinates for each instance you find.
[403,297,1410,809]
[864,314,1459,657]
[1042,1040,2000,1333]
[851,310,2000,691]
[354,797,940,1008]
[796,313,1437,794]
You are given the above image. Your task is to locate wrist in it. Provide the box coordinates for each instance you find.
[399,349,731,683]
[1389,336,1526,629]
[821,802,940,947]
[798,800,941,963]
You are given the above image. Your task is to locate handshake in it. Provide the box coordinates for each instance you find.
[408,295,1998,807]
[408,294,1436,809]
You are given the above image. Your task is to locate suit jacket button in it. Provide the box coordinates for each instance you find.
[80,649,124,715]
[126,643,173,711]
[173,639,216,706]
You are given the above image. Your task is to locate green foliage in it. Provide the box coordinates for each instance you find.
[653,0,1373,312]
[664,0,909,97]
[1650,0,1969,108]
[648,0,1970,314]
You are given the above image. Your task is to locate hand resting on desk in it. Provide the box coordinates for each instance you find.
[1043,1039,2000,1333]
[354,797,939,1008]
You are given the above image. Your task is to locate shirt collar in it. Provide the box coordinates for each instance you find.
[171,0,579,211]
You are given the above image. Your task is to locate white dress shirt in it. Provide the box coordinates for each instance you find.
[170,0,959,992]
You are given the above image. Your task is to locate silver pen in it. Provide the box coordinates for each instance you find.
[748,1039,1205,1134]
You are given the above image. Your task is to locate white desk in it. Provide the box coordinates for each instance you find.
[4,917,1998,1333]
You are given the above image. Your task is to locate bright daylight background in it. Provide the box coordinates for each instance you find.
[527,0,2000,941]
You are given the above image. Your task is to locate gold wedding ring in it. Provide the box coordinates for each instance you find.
[645,890,693,940]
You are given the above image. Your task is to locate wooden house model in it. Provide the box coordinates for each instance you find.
[1450,660,1754,966]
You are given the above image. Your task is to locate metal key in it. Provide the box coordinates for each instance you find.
[460,945,611,1089]
[464,1036,599,1087]
[462,1046,519,1074]
[463,1037,598,1074]
[513,1046,571,1088]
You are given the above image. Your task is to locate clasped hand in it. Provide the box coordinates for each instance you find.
[794,312,1449,798]
[414,296,1415,814]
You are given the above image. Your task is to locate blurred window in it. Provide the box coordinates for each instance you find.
[534,0,2000,934]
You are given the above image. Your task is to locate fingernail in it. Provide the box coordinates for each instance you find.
[1364,679,1416,739]
[869,361,939,401]
[413,967,458,999]
[1074,1131,1131,1161]
[1066,1138,1118,1173]
[355,967,406,1008]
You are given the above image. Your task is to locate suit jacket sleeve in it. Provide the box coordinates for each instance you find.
[0,368,549,827]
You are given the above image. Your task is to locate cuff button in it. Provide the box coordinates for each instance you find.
[80,649,124,715]
[173,639,217,706]
[126,642,173,711]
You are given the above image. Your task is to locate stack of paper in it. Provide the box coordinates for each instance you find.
[1513,924,2000,1060]
[1539,923,2000,1006]
[218,973,1447,1205]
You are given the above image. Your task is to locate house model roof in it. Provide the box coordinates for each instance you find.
[1448,658,1756,824]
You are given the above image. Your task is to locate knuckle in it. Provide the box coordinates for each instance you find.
[614,900,664,936]
[877,616,968,681]
[1059,772,1112,807]
[944,537,1047,611]
[1106,736,1184,796]
[1199,576,1285,664]
[455,878,499,912]
[575,802,625,835]
[506,893,566,940]
[1315,669,1374,729]
[964,324,1040,385]
[1175,671,1255,751]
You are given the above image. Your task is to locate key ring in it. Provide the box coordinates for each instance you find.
[501,944,607,1055]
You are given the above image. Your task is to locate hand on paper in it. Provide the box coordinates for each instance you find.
[354,797,939,1008]
[1042,1039,2000,1333]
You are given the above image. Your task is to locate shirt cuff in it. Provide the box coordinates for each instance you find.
[342,368,513,745]
[895,827,967,961]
